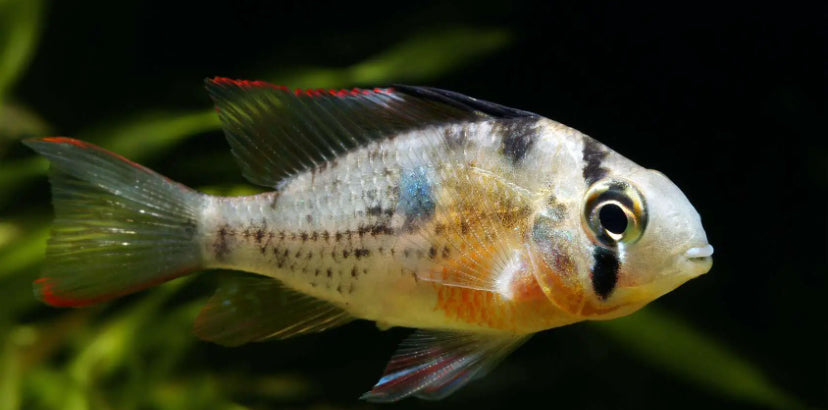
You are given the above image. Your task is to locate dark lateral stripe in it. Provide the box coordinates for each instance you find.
[591,246,619,300]
[498,118,540,164]
[582,137,609,184]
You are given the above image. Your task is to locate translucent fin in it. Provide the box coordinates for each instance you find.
[23,137,203,307]
[412,165,536,297]
[361,330,528,402]
[205,78,536,187]
[193,273,353,347]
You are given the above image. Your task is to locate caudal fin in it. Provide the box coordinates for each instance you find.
[24,137,204,307]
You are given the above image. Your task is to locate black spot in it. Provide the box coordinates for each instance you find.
[498,118,539,164]
[354,248,370,259]
[212,225,231,260]
[582,137,609,184]
[326,268,332,278]
[428,246,437,259]
[321,231,330,241]
[306,214,313,223]
[342,249,350,258]
[310,231,318,241]
[351,267,357,277]
[367,205,384,216]
[460,220,470,234]
[442,246,451,258]
[300,232,308,242]
[368,223,394,236]
[591,247,619,300]
[335,232,343,241]
[254,229,265,244]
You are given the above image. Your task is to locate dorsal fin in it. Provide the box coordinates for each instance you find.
[205,78,537,187]
[193,273,353,347]
[391,85,538,119]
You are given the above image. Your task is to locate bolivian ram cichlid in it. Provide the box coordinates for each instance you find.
[26,78,714,401]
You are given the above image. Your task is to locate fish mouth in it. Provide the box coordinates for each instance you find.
[682,244,714,275]
[684,244,714,260]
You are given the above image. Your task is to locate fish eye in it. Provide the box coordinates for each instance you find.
[599,203,628,237]
[583,179,647,246]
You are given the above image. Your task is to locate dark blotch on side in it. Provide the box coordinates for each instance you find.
[591,246,619,300]
[212,224,231,261]
[498,118,539,164]
[582,137,609,184]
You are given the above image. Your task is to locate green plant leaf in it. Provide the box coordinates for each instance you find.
[0,0,44,104]
[592,308,807,409]
[269,26,513,88]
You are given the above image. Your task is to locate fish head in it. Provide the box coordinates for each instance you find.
[529,144,712,320]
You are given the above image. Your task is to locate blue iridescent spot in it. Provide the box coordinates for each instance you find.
[398,166,435,230]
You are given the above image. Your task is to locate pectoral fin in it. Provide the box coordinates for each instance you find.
[361,330,529,402]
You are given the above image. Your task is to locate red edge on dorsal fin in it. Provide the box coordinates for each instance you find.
[208,77,394,98]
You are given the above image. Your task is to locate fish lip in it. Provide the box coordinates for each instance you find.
[684,244,714,259]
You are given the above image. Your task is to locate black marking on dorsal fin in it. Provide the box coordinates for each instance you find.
[206,78,538,188]
[591,246,619,299]
[497,117,541,164]
[392,85,539,119]
[582,136,610,184]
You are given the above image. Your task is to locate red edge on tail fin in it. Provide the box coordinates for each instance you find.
[33,137,151,173]
[208,76,394,98]
[34,268,194,308]
[34,277,108,307]
[30,137,193,190]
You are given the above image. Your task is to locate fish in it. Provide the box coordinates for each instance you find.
[25,77,714,402]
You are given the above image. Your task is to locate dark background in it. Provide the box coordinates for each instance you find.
[4,1,824,409]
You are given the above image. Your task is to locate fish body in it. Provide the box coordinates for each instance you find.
[26,78,713,401]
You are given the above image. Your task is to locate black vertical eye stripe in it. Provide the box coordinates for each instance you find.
[591,246,619,300]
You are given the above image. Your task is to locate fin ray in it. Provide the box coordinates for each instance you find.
[193,273,353,346]
[205,78,536,187]
[24,137,203,307]
[361,330,528,402]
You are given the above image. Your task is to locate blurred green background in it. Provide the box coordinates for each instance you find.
[0,1,823,409]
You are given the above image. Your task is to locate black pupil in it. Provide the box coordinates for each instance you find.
[599,204,628,235]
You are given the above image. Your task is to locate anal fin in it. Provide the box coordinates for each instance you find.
[361,330,529,402]
[193,273,353,346]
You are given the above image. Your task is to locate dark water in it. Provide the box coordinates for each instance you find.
[2,1,823,409]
